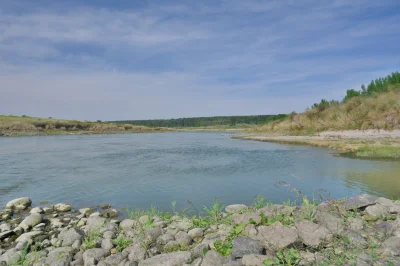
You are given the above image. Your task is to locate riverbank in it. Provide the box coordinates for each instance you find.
[1,195,400,265]
[233,130,400,160]
[0,115,174,137]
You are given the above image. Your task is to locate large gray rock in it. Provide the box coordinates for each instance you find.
[19,213,43,231]
[382,236,400,256]
[54,203,72,212]
[86,216,106,232]
[144,228,162,244]
[15,231,43,242]
[138,251,192,266]
[83,248,110,262]
[231,237,263,258]
[315,210,343,234]
[0,248,21,265]
[192,243,209,258]
[188,228,203,241]
[260,205,295,217]
[342,194,377,210]
[175,231,191,247]
[226,204,247,213]
[125,241,147,262]
[45,247,75,265]
[365,204,390,218]
[157,234,175,245]
[59,228,84,246]
[376,197,400,213]
[101,238,114,250]
[296,220,331,247]
[257,222,299,249]
[200,250,225,266]
[120,219,135,231]
[5,197,32,210]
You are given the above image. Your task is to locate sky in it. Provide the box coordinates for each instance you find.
[1,0,399,121]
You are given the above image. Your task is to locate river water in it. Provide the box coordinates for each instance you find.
[1,132,399,211]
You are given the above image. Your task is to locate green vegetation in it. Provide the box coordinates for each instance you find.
[203,199,225,224]
[214,223,247,256]
[263,248,301,266]
[82,223,103,250]
[111,114,287,128]
[112,236,133,252]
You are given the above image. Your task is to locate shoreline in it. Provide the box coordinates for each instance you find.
[232,130,400,160]
[1,195,400,265]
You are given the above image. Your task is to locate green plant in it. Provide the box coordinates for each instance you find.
[83,223,103,250]
[203,199,225,224]
[301,196,317,223]
[214,239,233,256]
[163,242,190,253]
[112,236,133,252]
[263,248,300,266]
[253,195,268,209]
[369,242,380,249]
[260,212,293,227]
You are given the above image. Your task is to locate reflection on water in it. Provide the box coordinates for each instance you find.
[0,132,399,210]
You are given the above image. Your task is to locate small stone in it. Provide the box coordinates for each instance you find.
[30,207,44,214]
[139,215,151,224]
[79,208,94,217]
[101,239,114,250]
[19,213,43,231]
[296,220,331,247]
[201,250,225,266]
[175,231,191,247]
[242,254,270,266]
[257,222,299,249]
[58,228,84,246]
[120,219,134,231]
[144,227,162,244]
[244,224,257,237]
[54,203,72,212]
[103,230,117,239]
[83,248,111,262]
[192,243,209,258]
[157,234,175,245]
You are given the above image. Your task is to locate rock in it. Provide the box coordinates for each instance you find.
[54,203,72,212]
[102,208,119,218]
[0,248,21,265]
[191,258,202,266]
[241,254,270,266]
[261,205,295,217]
[120,219,135,231]
[365,204,390,218]
[79,208,94,217]
[13,226,23,236]
[226,204,247,213]
[244,224,257,237]
[0,224,11,233]
[345,230,368,248]
[19,213,43,231]
[296,220,331,247]
[138,251,192,266]
[257,222,299,249]
[58,228,84,246]
[43,206,53,214]
[315,210,343,234]
[377,197,400,213]
[5,197,32,210]
[342,194,377,210]
[347,217,364,231]
[101,239,114,250]
[188,228,203,241]
[144,228,162,244]
[86,216,106,232]
[223,260,243,266]
[231,213,261,225]
[83,248,111,262]
[169,219,193,231]
[157,234,175,245]
[125,241,147,262]
[104,252,128,265]
[30,207,44,214]
[45,247,75,265]
[382,236,400,256]
[15,231,43,242]
[0,231,13,241]
[192,243,209,258]
[201,250,226,266]
[103,230,117,239]
[33,223,46,231]
[231,237,264,258]
[139,215,151,224]
[175,231,191,247]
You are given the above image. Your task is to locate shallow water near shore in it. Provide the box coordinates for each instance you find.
[1,132,400,210]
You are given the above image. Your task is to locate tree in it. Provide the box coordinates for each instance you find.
[344,89,361,101]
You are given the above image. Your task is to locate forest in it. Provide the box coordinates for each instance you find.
[112,114,287,128]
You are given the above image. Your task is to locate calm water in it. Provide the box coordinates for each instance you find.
[1,132,400,211]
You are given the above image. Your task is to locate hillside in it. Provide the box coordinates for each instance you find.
[253,72,400,134]
[111,114,287,128]
[0,115,172,136]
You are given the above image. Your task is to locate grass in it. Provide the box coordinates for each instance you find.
[112,236,133,252]
[82,223,104,250]
[263,248,301,266]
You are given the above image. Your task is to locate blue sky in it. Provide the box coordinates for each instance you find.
[1,0,399,120]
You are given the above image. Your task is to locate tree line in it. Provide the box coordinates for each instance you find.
[311,71,400,111]
[111,114,288,128]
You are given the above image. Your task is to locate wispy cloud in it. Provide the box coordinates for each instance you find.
[0,0,399,120]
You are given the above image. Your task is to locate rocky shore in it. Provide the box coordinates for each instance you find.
[1,195,400,265]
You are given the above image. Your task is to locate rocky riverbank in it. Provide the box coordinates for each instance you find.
[1,195,400,265]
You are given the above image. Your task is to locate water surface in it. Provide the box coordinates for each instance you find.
[1,132,399,211]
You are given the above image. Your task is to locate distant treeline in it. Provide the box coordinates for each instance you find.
[111,114,288,128]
